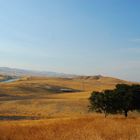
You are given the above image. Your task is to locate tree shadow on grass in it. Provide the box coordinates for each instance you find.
[0,115,40,120]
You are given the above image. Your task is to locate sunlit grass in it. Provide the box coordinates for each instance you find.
[0,115,140,140]
[0,76,138,140]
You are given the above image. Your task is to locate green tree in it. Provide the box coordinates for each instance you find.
[89,90,119,117]
[114,84,133,117]
[89,84,140,117]
[131,85,140,111]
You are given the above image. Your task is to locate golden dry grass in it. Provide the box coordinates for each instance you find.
[0,76,139,140]
[0,115,140,140]
[0,76,129,118]
[0,76,130,94]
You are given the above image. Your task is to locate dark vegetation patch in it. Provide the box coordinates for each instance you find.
[17,84,81,94]
[0,115,40,120]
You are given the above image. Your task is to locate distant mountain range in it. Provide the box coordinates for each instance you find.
[0,67,76,77]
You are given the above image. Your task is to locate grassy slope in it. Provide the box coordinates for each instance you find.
[0,76,131,118]
[0,76,139,140]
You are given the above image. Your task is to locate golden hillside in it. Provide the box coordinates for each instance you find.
[0,76,133,118]
[0,76,139,140]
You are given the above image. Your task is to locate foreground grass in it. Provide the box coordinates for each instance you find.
[0,115,140,140]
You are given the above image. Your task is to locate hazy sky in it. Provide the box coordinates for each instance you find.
[0,0,140,81]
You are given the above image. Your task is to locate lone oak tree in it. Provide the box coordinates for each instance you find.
[89,84,140,117]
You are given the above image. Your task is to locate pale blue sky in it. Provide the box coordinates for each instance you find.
[0,0,140,81]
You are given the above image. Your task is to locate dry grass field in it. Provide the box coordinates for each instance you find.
[0,76,139,140]
[0,76,130,118]
[0,115,140,140]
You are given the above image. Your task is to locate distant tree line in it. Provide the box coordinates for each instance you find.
[89,84,140,117]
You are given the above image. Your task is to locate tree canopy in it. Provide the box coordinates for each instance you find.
[89,84,140,117]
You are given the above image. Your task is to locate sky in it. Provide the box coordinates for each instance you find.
[0,0,140,82]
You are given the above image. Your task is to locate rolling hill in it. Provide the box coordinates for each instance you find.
[0,72,139,140]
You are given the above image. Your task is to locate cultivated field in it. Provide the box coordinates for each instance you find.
[0,76,139,140]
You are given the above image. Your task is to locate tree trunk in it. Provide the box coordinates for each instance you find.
[124,110,128,118]
[104,111,107,118]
